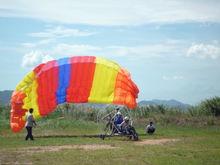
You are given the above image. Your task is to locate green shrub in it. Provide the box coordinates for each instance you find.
[199,96,220,116]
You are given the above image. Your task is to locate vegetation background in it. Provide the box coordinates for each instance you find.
[0,96,220,165]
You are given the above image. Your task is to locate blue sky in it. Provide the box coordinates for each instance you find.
[0,0,220,105]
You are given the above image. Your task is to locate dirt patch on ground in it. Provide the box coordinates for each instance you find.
[18,144,118,153]
[135,138,179,145]
[0,144,118,164]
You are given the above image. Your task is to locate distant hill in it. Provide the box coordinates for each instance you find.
[0,90,13,105]
[0,90,190,110]
[138,99,190,110]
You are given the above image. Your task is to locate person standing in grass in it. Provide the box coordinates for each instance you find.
[25,108,37,140]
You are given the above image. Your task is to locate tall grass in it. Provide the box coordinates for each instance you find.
[0,105,10,130]
[1,96,220,131]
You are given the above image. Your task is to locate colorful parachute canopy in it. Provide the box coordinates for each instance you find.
[10,56,139,132]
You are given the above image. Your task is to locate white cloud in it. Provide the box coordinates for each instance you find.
[187,43,220,59]
[42,54,54,63]
[21,43,36,48]
[0,0,220,25]
[162,75,184,81]
[42,39,188,59]
[22,51,54,68]
[21,26,95,49]
[21,39,55,48]
[46,40,186,59]
[107,41,186,58]
[51,44,102,56]
[21,39,188,63]
[29,26,95,38]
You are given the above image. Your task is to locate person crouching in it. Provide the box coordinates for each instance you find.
[146,121,156,134]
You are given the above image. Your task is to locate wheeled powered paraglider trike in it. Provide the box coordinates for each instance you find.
[100,110,139,141]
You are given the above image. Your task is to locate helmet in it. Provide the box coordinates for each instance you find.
[116,111,121,115]
[124,116,129,121]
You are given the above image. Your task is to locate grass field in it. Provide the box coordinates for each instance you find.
[1,118,220,165]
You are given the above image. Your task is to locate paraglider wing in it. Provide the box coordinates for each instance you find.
[10,56,139,132]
